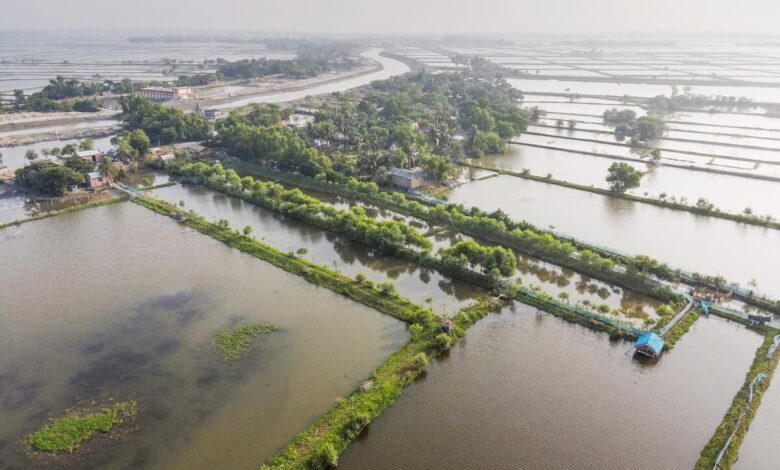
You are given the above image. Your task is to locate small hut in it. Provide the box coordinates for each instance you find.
[440,318,454,333]
[634,332,665,358]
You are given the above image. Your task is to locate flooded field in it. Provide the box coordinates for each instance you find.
[0,202,408,469]
[447,175,780,296]
[339,302,761,470]
[472,142,780,217]
[0,31,293,94]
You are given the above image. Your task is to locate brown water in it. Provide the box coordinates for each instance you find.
[735,366,780,470]
[339,302,762,470]
[0,202,408,469]
[149,184,661,322]
[149,184,486,315]
[447,175,780,297]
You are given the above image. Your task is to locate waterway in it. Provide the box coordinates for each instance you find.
[0,202,408,469]
[212,49,410,109]
[339,303,762,470]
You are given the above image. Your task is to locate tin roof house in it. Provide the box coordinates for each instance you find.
[634,332,665,358]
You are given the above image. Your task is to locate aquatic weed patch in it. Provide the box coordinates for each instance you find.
[215,323,279,360]
[26,400,137,454]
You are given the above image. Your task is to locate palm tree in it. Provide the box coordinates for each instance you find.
[97,156,120,183]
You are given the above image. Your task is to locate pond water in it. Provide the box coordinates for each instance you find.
[148,184,484,315]
[149,184,661,322]
[735,372,780,470]
[474,142,780,217]
[0,202,408,469]
[213,49,409,109]
[339,302,761,470]
[446,175,780,297]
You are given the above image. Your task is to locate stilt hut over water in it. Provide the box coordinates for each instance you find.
[634,332,665,358]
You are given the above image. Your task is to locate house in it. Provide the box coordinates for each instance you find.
[76,149,102,163]
[158,153,175,166]
[388,167,428,190]
[139,86,193,102]
[634,332,665,358]
[440,318,454,333]
[86,172,109,189]
[204,109,223,120]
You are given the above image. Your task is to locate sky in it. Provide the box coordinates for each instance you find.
[2,0,780,35]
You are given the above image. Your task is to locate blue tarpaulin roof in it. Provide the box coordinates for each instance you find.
[636,332,665,355]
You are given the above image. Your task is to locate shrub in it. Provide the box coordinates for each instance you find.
[308,442,338,469]
[434,333,454,351]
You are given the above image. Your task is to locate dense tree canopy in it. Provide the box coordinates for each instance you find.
[15,162,82,196]
[119,95,210,144]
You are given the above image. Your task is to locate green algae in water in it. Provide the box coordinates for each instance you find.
[214,323,279,360]
[27,401,138,453]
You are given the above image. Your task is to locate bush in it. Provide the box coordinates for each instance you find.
[412,352,429,369]
[342,413,370,440]
[308,442,338,469]
[434,332,454,351]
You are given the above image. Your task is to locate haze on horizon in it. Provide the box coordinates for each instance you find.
[2,0,780,36]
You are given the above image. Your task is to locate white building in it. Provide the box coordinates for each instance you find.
[139,87,193,102]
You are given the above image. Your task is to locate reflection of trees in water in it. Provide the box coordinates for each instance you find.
[620,291,660,319]
[330,237,416,281]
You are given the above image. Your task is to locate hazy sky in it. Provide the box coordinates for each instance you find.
[2,0,779,35]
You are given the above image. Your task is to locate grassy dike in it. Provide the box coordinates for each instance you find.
[458,161,780,231]
[131,194,503,469]
[695,329,780,469]
[224,159,780,316]
[166,166,644,339]
[0,194,128,230]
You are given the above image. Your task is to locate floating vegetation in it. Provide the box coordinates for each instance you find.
[214,323,279,360]
[26,400,137,454]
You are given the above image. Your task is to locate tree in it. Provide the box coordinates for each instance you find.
[25,149,38,162]
[606,162,644,193]
[14,162,82,196]
[63,156,96,173]
[79,138,95,151]
[97,156,120,182]
[243,225,253,236]
[129,129,151,156]
[0,151,4,169]
[421,154,456,185]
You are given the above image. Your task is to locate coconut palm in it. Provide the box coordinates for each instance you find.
[97,156,120,182]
